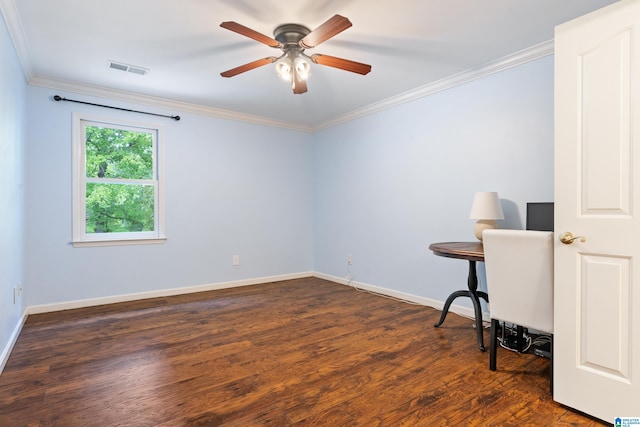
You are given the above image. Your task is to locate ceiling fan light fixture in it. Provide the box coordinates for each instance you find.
[276,50,310,82]
[275,56,293,81]
[294,55,311,80]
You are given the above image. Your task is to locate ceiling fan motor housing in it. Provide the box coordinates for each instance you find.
[273,24,311,48]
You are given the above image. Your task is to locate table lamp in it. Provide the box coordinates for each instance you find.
[469,191,504,240]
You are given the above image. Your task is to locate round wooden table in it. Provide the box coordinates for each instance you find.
[429,242,488,351]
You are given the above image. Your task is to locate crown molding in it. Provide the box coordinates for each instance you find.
[0,0,33,80]
[31,40,553,134]
[312,40,554,132]
[29,76,314,132]
[12,0,552,136]
[2,0,311,131]
[1,2,554,132]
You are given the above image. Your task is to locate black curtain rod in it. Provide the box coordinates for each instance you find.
[53,95,181,121]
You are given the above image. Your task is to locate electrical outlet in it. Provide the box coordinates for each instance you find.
[346,255,353,265]
[13,286,17,304]
[232,255,240,266]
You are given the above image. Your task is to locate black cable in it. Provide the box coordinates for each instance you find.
[53,95,180,121]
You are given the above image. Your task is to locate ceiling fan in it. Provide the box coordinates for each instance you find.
[219,15,372,94]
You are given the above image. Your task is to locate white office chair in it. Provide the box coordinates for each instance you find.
[483,229,554,392]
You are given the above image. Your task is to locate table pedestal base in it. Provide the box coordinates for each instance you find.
[433,259,489,351]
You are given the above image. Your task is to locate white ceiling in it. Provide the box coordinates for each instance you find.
[2,0,617,130]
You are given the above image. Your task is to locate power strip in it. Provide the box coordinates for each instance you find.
[533,341,551,359]
[534,347,551,359]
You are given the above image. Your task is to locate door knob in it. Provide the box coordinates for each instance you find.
[560,231,586,244]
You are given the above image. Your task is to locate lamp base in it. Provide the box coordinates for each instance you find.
[474,220,498,241]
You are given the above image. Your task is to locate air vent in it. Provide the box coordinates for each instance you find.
[108,60,149,76]
[127,66,147,75]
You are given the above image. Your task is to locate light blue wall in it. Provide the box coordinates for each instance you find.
[312,56,554,307]
[4,44,555,362]
[24,87,314,306]
[23,56,555,310]
[0,13,27,366]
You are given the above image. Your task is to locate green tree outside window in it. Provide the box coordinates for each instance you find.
[84,126,155,233]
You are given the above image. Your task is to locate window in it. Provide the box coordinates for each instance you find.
[72,113,165,246]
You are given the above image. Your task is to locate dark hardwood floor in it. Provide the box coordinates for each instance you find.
[0,277,605,426]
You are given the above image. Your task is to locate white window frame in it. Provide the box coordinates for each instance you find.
[72,112,166,247]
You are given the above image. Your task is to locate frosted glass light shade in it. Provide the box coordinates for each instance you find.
[276,50,310,82]
[469,192,504,240]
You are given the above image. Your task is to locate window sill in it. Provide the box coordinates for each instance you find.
[71,237,167,248]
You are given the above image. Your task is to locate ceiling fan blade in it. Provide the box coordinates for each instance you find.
[292,72,308,94]
[310,54,372,75]
[220,21,283,48]
[299,15,352,49]
[220,57,278,78]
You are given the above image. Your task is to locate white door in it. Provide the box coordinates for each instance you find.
[554,0,640,422]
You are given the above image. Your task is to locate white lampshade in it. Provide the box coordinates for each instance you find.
[469,192,504,240]
[469,192,504,220]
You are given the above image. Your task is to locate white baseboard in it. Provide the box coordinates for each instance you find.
[27,271,314,315]
[313,272,489,322]
[23,271,485,320]
[0,309,28,375]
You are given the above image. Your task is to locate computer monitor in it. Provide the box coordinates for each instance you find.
[526,202,554,232]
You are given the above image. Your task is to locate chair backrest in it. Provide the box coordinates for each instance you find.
[483,229,554,333]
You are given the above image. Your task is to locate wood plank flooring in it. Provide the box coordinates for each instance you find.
[0,277,605,426]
